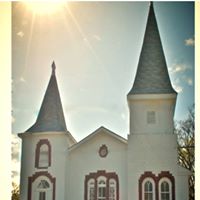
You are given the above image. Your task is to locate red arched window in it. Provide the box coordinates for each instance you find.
[28,171,56,200]
[35,139,51,169]
[139,172,157,200]
[139,171,175,200]
[158,171,175,200]
[143,179,155,200]
[84,170,119,200]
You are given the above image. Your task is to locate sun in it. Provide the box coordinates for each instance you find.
[25,1,66,15]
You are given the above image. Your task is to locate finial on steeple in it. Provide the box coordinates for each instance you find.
[150,1,153,7]
[26,60,67,132]
[52,61,56,75]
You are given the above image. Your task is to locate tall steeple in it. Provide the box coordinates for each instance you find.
[26,61,67,132]
[128,2,176,95]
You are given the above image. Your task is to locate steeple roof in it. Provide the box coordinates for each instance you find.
[128,2,176,95]
[26,62,67,133]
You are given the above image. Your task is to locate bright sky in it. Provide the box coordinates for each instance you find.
[11,1,194,184]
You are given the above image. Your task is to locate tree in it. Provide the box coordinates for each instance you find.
[12,182,20,200]
[175,105,194,200]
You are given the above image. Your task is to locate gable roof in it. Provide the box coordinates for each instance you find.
[26,62,67,133]
[69,126,127,151]
[128,2,176,95]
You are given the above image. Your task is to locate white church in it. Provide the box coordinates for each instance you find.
[18,3,190,200]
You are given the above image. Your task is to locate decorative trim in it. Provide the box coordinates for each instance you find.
[84,170,119,200]
[35,139,51,169]
[157,171,175,200]
[138,171,175,200]
[139,171,157,200]
[127,93,177,101]
[99,144,108,158]
[28,171,56,200]
[69,126,127,152]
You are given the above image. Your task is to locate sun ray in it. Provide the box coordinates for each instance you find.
[64,4,104,67]
[25,1,66,15]
[62,4,118,92]
[24,12,36,77]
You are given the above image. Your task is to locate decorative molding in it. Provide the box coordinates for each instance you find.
[28,171,56,200]
[139,171,157,200]
[85,170,119,200]
[157,171,175,200]
[138,171,175,200]
[35,139,51,169]
[99,144,108,158]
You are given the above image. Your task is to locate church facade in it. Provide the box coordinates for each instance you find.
[18,3,190,200]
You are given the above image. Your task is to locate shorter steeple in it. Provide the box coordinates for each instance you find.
[52,61,56,75]
[128,2,176,95]
[26,62,67,132]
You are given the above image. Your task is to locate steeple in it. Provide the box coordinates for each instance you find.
[26,61,67,132]
[128,2,176,95]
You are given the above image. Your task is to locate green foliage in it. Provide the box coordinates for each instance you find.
[12,182,20,200]
[175,105,194,200]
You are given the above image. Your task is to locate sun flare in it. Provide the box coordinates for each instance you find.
[25,1,66,15]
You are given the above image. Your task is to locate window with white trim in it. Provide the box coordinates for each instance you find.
[85,171,119,200]
[88,179,95,200]
[159,178,172,200]
[144,181,153,200]
[142,178,155,200]
[37,180,50,200]
[39,144,49,168]
[97,177,106,200]
[109,179,116,200]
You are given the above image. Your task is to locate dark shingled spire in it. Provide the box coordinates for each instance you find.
[128,2,176,95]
[26,62,67,132]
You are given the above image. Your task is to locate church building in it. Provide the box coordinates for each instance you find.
[18,3,190,200]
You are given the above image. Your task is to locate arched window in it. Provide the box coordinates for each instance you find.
[139,171,175,200]
[37,180,50,200]
[109,179,116,200]
[139,171,157,200]
[35,139,51,169]
[142,178,155,200]
[85,171,119,200]
[28,172,56,200]
[159,178,172,200]
[38,179,50,189]
[88,179,95,200]
[144,181,153,200]
[97,177,106,200]
[39,144,49,168]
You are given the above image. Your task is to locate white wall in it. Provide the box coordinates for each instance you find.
[68,130,127,200]
[127,134,189,200]
[176,172,190,200]
[19,131,70,200]
[128,94,176,135]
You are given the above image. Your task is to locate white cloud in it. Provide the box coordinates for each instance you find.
[171,78,183,93]
[169,63,191,74]
[93,34,101,41]
[183,77,193,86]
[184,37,194,46]
[12,134,20,162]
[17,31,24,38]
[11,134,21,184]
[187,78,193,86]
[173,84,183,93]
[83,37,87,42]
[20,77,26,82]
